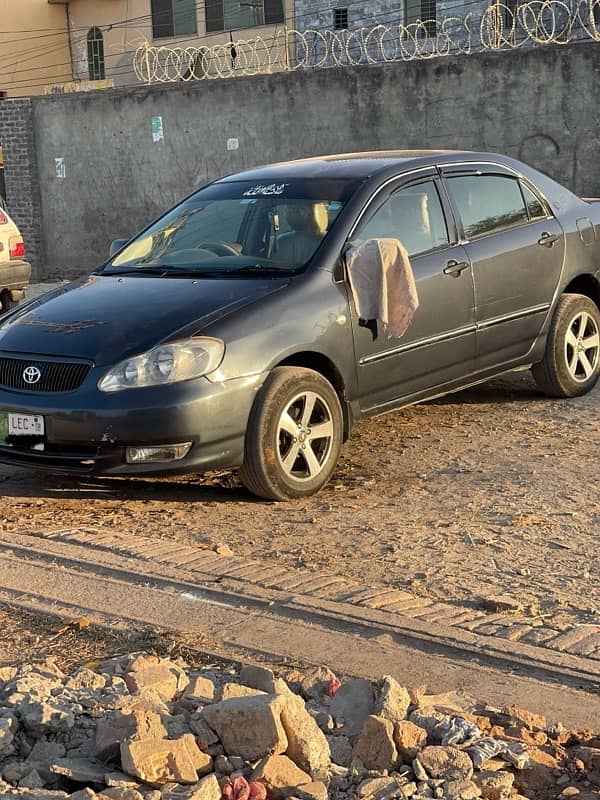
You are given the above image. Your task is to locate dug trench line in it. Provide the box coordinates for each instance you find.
[0,529,598,727]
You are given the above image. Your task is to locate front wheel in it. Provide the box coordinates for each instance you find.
[532,293,600,397]
[239,367,343,501]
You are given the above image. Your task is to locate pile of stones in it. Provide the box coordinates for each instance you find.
[0,654,596,800]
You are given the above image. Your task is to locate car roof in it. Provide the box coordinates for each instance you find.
[216,150,510,182]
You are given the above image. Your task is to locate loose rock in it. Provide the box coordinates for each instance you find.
[473,769,515,800]
[239,665,281,695]
[356,776,404,799]
[353,715,398,772]
[373,677,411,724]
[120,736,211,786]
[161,774,222,800]
[182,677,216,706]
[419,746,474,781]
[330,679,374,739]
[293,781,328,800]
[251,754,311,800]
[124,665,179,701]
[444,779,482,800]
[202,695,288,762]
[279,690,330,777]
[326,735,352,766]
[482,596,524,615]
[220,684,267,701]
[395,720,428,761]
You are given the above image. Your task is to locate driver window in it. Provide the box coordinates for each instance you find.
[356,181,449,256]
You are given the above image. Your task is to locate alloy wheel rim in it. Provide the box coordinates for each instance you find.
[277,391,334,481]
[565,311,600,383]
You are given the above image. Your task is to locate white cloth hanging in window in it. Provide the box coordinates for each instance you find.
[345,237,419,339]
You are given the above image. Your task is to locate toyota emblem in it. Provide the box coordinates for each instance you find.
[23,366,42,385]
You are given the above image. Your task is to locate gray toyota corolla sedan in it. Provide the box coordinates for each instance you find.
[0,150,599,500]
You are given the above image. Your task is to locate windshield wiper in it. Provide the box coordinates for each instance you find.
[98,264,294,278]
[222,265,294,275]
[99,266,170,277]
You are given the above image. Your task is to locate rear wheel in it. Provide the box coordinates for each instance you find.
[240,367,343,501]
[0,290,18,314]
[532,293,600,397]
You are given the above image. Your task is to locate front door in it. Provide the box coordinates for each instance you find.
[347,176,477,412]
[442,169,565,368]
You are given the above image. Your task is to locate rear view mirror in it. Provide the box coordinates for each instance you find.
[109,239,129,258]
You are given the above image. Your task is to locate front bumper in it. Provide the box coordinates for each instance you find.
[0,371,265,476]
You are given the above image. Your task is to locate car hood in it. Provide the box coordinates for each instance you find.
[0,273,290,366]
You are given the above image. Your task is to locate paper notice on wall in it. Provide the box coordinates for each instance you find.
[55,157,66,179]
[151,115,164,143]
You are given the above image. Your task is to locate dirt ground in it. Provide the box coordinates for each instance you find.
[0,604,221,671]
[0,368,598,631]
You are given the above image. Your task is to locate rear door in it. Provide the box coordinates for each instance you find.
[347,174,477,412]
[441,166,565,368]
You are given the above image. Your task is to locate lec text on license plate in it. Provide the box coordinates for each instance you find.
[0,412,45,443]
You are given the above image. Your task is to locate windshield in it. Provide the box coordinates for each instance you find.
[103,178,360,276]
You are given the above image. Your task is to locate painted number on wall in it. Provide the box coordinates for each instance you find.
[55,158,66,179]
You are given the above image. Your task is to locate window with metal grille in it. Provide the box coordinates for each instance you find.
[152,0,197,39]
[205,0,284,32]
[503,0,518,32]
[87,27,105,81]
[405,0,436,36]
[334,8,349,29]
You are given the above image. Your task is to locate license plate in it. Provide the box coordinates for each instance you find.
[0,412,45,443]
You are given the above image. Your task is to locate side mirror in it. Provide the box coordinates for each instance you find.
[334,241,355,282]
[109,238,129,258]
[333,256,346,283]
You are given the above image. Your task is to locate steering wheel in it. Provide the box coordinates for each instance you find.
[198,241,240,257]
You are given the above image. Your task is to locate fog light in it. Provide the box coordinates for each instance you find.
[126,442,192,464]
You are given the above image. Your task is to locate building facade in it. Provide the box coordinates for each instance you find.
[0,0,71,97]
[0,0,295,97]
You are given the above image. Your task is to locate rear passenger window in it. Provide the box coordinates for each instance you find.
[447,175,529,239]
[521,183,547,220]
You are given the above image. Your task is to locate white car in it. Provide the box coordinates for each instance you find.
[0,206,31,313]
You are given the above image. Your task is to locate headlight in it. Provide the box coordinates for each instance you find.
[98,338,225,393]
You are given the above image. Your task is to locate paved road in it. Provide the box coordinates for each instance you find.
[0,527,598,728]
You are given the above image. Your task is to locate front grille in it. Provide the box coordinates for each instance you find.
[0,356,91,392]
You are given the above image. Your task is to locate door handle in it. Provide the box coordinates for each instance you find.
[538,231,560,247]
[443,259,470,278]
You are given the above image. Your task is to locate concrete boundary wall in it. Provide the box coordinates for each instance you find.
[2,43,600,279]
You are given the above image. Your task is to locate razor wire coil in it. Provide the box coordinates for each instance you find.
[133,0,600,84]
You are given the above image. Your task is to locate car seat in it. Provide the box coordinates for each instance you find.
[387,192,432,255]
[276,202,329,265]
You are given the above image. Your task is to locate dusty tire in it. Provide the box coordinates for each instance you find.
[0,291,18,315]
[532,293,600,398]
[239,367,343,501]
